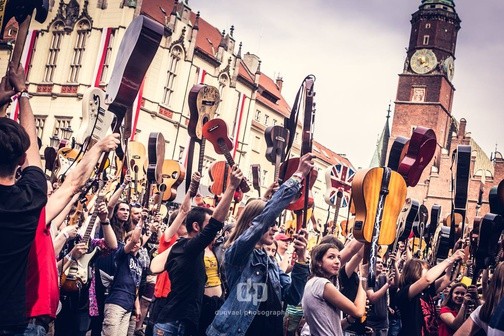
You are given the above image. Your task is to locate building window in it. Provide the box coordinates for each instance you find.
[273,119,277,126]
[425,23,431,29]
[34,116,46,139]
[163,46,183,105]
[423,35,430,45]
[44,30,64,82]
[255,110,261,121]
[69,23,90,83]
[99,29,116,84]
[264,114,269,126]
[53,117,72,140]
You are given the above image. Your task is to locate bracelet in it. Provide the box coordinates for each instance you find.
[19,91,31,99]
[446,258,454,264]
[100,219,110,225]
[62,231,69,239]
[64,254,72,263]
[291,173,304,183]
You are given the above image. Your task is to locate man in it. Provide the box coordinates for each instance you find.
[154,166,242,335]
[0,63,48,335]
[274,232,293,272]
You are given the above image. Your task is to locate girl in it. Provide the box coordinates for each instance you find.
[301,243,366,336]
[397,250,464,336]
[455,262,504,335]
[438,283,470,336]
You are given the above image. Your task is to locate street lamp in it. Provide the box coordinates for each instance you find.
[61,126,73,141]
[49,132,60,148]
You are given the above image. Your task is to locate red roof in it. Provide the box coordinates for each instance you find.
[312,140,355,170]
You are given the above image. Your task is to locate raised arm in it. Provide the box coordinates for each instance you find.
[46,134,119,223]
[97,201,118,250]
[9,63,41,170]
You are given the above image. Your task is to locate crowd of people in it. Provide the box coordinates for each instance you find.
[1,63,504,336]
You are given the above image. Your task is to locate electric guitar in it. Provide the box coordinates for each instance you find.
[202,118,250,193]
[397,127,437,187]
[75,88,114,147]
[425,204,441,250]
[61,179,109,292]
[352,167,407,286]
[450,145,471,247]
[412,204,428,256]
[489,179,504,216]
[53,146,83,181]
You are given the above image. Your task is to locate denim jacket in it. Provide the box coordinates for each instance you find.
[207,178,310,336]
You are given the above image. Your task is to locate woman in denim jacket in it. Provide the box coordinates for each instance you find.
[207,153,314,336]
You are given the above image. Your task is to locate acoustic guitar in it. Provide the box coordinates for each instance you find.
[264,125,290,183]
[387,136,409,171]
[208,161,231,197]
[186,84,220,195]
[489,179,504,216]
[450,145,471,247]
[397,126,436,187]
[0,0,49,117]
[143,132,165,207]
[53,147,83,181]
[202,118,250,193]
[127,140,147,197]
[352,167,407,285]
[251,164,262,198]
[425,204,441,249]
[473,213,504,283]
[412,204,428,256]
[395,198,420,242]
[159,160,185,202]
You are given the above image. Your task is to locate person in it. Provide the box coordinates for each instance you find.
[207,153,315,336]
[302,243,367,336]
[0,62,48,335]
[101,222,143,335]
[438,283,470,336]
[275,232,294,272]
[153,167,242,335]
[397,250,464,336]
[454,262,504,335]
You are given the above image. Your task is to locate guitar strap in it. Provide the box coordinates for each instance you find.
[185,138,196,193]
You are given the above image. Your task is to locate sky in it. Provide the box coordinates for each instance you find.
[191,0,504,169]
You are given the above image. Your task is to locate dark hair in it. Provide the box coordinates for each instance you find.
[0,118,30,177]
[442,282,467,309]
[185,206,213,233]
[111,202,131,241]
[399,258,428,288]
[320,235,344,250]
[310,243,340,279]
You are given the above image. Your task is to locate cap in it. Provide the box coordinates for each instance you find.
[275,233,292,242]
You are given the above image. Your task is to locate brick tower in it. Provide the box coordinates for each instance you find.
[390,0,461,203]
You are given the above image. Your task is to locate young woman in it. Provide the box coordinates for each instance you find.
[207,153,314,336]
[397,250,464,336]
[454,262,504,335]
[438,283,470,336]
[301,243,366,336]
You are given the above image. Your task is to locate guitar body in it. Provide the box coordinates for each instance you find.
[396,198,420,242]
[128,140,147,196]
[160,160,185,202]
[147,133,165,184]
[387,136,409,171]
[397,127,437,187]
[202,118,250,193]
[251,164,262,197]
[454,145,471,210]
[279,157,318,211]
[352,168,407,245]
[433,225,451,261]
[265,126,289,164]
[475,213,504,268]
[61,247,99,292]
[208,161,229,196]
[76,88,114,146]
[426,204,441,241]
[54,147,82,180]
[187,85,220,140]
[412,204,428,238]
[489,180,504,216]
[323,166,345,207]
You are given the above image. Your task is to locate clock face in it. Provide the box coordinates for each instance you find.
[410,49,438,74]
[443,56,455,81]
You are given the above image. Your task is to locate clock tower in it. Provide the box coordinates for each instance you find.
[389,0,461,200]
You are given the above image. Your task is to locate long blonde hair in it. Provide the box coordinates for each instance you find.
[224,199,265,248]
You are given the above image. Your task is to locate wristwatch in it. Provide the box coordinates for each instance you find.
[100,219,110,225]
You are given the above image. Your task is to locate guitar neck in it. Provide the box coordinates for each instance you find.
[333,195,342,235]
[218,142,250,193]
[274,154,281,184]
[198,138,207,174]
[82,195,104,244]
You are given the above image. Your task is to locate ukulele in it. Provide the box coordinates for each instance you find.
[352,167,407,285]
[186,84,220,194]
[208,161,231,197]
[159,160,185,202]
[251,164,262,198]
[202,118,250,193]
[397,126,437,187]
[0,0,49,117]
[104,15,163,161]
[264,125,290,183]
[387,136,410,171]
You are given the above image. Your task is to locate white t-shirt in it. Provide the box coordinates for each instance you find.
[302,276,343,336]
[470,305,504,336]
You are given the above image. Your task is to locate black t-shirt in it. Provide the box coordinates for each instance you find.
[339,270,367,334]
[397,283,438,336]
[157,217,224,334]
[0,167,47,327]
[366,274,389,328]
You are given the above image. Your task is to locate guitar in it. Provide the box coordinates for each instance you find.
[450,145,471,247]
[61,179,109,292]
[425,204,441,249]
[186,84,220,194]
[473,213,504,282]
[387,136,410,171]
[395,198,420,242]
[412,204,428,256]
[251,164,262,197]
[489,180,504,216]
[202,118,250,193]
[0,0,49,117]
[433,225,451,262]
[352,167,407,285]
[104,15,163,160]
[75,88,114,147]
[160,160,185,202]
[127,140,147,198]
[208,161,231,197]
[53,146,82,181]
[397,126,436,187]
[264,125,290,183]
[143,132,165,207]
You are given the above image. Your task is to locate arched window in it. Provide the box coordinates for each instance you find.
[69,20,91,83]
[44,22,65,82]
[163,46,183,105]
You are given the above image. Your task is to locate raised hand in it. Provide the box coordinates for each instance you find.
[295,153,315,178]
[228,165,243,189]
[97,133,120,152]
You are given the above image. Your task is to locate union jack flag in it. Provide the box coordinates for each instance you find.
[328,163,355,208]
[327,189,350,208]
